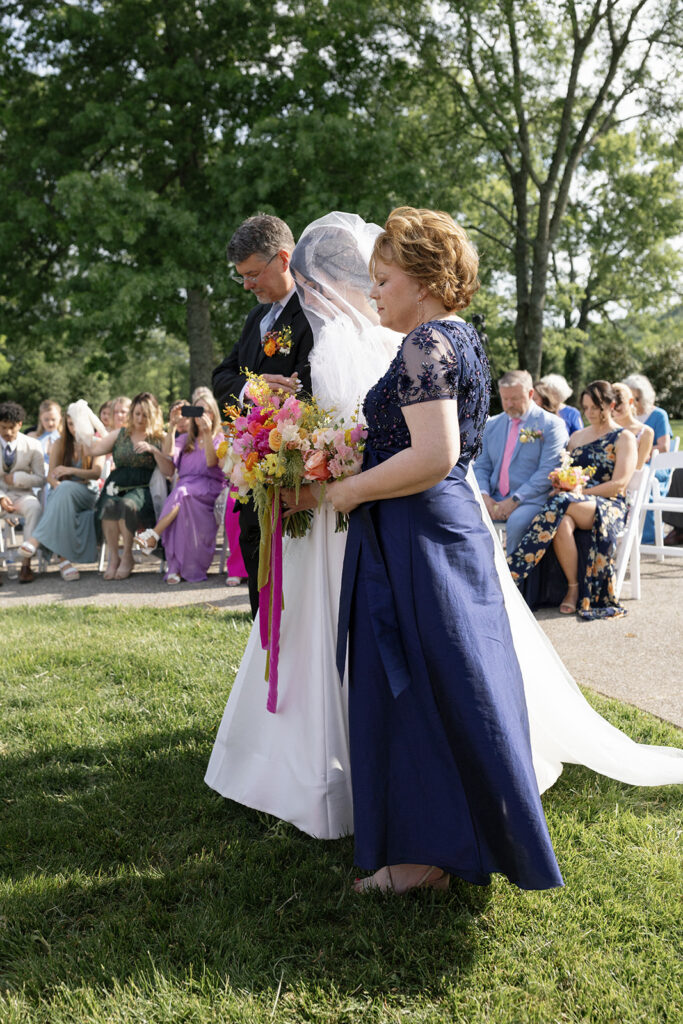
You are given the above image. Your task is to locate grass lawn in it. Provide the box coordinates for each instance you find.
[671,419,682,448]
[1,606,681,1024]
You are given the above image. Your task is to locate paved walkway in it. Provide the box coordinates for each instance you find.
[3,551,682,728]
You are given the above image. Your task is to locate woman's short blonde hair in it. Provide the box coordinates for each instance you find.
[370,206,480,312]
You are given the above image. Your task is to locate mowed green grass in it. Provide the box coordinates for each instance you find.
[0,606,681,1024]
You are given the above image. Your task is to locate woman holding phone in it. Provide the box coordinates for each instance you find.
[134,387,226,583]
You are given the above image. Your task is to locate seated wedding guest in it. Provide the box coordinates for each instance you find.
[508,380,637,618]
[98,401,114,432]
[0,401,45,583]
[612,383,654,470]
[19,404,105,581]
[622,373,673,543]
[111,395,132,430]
[27,399,63,474]
[536,374,583,435]
[533,380,562,415]
[474,369,567,554]
[90,392,173,580]
[662,468,683,546]
[134,387,226,584]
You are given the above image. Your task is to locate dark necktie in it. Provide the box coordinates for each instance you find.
[3,445,15,471]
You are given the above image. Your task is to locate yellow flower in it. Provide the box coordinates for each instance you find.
[216,440,229,459]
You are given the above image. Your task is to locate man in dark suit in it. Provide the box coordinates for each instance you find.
[213,214,314,617]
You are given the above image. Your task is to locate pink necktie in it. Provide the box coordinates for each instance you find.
[498,418,521,497]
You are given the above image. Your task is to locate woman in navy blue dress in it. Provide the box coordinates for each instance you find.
[330,207,562,894]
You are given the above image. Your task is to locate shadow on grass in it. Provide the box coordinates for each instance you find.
[0,729,492,1004]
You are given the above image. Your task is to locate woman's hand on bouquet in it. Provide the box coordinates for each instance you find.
[326,478,359,515]
[281,483,320,515]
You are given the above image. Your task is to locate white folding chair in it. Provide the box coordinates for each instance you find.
[0,515,18,569]
[614,467,650,600]
[639,450,683,561]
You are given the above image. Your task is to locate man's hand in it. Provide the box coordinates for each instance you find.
[490,496,519,521]
[262,372,301,397]
[481,493,498,517]
[0,495,16,512]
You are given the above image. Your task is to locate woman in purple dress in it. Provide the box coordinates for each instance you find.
[329,207,562,895]
[135,387,226,583]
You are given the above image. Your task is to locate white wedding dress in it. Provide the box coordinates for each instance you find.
[205,213,683,840]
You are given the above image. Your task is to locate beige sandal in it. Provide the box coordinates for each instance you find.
[354,865,450,894]
[559,582,579,614]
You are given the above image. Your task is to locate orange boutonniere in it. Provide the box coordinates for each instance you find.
[263,324,293,357]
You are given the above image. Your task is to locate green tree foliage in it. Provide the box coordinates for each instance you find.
[405,0,682,377]
[1,0,681,419]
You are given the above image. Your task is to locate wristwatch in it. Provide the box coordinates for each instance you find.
[511,494,521,504]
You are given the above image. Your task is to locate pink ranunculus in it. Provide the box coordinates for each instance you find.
[303,449,332,482]
[234,415,249,431]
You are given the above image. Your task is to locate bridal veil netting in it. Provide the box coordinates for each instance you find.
[205,212,682,840]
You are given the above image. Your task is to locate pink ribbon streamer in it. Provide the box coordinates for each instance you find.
[258,496,284,713]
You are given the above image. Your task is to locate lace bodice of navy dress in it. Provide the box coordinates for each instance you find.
[362,319,491,464]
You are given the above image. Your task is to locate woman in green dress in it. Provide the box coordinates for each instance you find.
[91,392,174,579]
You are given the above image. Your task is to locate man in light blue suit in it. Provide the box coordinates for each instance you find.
[474,370,568,555]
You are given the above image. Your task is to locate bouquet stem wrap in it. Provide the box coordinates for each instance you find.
[258,486,284,714]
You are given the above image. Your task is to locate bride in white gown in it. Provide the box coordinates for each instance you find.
[205,212,682,839]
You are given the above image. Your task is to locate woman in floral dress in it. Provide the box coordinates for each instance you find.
[507,380,637,619]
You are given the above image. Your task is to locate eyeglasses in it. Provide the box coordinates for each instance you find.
[230,253,277,285]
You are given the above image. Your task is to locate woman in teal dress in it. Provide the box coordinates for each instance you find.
[507,381,637,619]
[91,392,174,579]
[19,409,104,580]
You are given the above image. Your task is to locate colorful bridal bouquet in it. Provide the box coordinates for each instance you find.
[549,450,595,491]
[218,373,367,712]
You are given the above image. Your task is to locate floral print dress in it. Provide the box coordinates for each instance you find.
[507,429,628,619]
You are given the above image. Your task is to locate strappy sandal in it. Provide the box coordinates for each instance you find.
[166,572,181,585]
[58,559,80,582]
[133,528,160,551]
[354,865,450,894]
[559,582,579,614]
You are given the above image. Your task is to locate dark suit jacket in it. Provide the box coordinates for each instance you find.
[212,293,314,410]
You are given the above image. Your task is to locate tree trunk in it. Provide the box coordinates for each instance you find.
[186,288,214,393]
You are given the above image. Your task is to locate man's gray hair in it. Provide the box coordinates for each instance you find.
[227,215,295,264]
[498,369,533,390]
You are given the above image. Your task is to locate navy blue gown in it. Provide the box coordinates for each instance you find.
[337,320,563,890]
